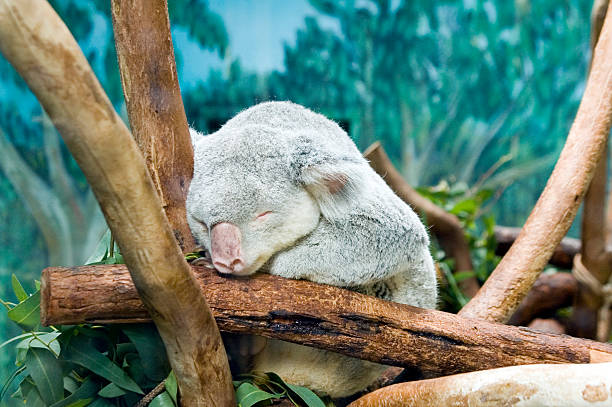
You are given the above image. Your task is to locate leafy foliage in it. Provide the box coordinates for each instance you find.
[418,181,500,312]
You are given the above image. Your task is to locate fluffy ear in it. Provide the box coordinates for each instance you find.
[292,136,362,219]
[300,163,361,219]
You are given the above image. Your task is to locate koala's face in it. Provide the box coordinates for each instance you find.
[187,128,321,276]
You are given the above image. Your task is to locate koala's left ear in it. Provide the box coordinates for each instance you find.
[292,136,362,219]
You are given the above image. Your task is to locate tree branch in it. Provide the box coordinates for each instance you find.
[494,226,580,269]
[348,362,612,407]
[111,0,196,253]
[364,142,479,297]
[41,265,612,375]
[459,1,612,322]
[0,1,233,405]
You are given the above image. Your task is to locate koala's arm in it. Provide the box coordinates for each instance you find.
[268,212,433,289]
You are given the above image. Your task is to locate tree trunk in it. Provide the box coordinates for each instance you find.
[41,264,612,376]
[111,0,196,252]
[0,1,234,405]
[459,0,612,322]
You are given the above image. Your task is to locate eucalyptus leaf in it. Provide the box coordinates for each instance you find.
[20,379,46,407]
[89,398,116,407]
[62,335,143,394]
[165,371,177,404]
[7,290,41,330]
[236,382,279,407]
[17,332,62,356]
[286,383,326,407]
[85,229,111,265]
[25,348,64,404]
[122,324,170,381]
[98,382,126,398]
[11,274,28,301]
[50,377,99,407]
[149,391,175,407]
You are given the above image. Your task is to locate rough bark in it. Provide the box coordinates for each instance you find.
[459,1,612,322]
[111,0,195,252]
[528,319,566,335]
[494,226,580,269]
[348,362,612,407]
[508,273,578,326]
[0,2,234,405]
[41,265,612,375]
[363,142,479,297]
[572,0,612,340]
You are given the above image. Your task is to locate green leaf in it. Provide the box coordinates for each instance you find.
[20,379,46,407]
[11,274,28,301]
[25,348,64,404]
[50,377,99,407]
[17,332,62,356]
[0,365,26,401]
[89,398,115,407]
[265,372,325,407]
[149,391,175,407]
[98,382,126,398]
[286,383,326,407]
[165,371,177,405]
[452,271,476,283]
[85,229,111,265]
[236,382,279,407]
[122,324,170,381]
[7,290,41,330]
[62,335,143,394]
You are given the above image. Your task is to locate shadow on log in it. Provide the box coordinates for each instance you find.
[41,264,612,376]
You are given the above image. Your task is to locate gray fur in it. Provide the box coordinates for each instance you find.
[187,101,437,397]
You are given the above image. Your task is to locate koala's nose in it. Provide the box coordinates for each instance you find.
[210,222,245,274]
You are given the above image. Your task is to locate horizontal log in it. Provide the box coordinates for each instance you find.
[508,272,578,326]
[494,226,580,269]
[349,362,612,407]
[41,265,612,375]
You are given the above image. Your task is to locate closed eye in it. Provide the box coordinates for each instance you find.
[255,211,273,220]
[198,220,209,233]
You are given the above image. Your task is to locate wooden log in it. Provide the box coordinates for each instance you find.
[41,265,612,375]
[508,273,578,326]
[348,362,612,407]
[494,226,580,269]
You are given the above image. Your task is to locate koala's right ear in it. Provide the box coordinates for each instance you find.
[291,136,362,219]
[189,128,204,147]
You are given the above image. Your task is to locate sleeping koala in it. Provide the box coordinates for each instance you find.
[186,101,437,398]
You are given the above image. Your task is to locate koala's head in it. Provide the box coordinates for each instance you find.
[187,125,362,276]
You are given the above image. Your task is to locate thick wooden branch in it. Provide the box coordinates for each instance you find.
[0,2,233,405]
[459,1,612,322]
[111,0,196,253]
[41,265,612,375]
[494,226,580,269]
[508,273,578,326]
[363,142,479,297]
[573,0,612,340]
[348,362,612,407]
